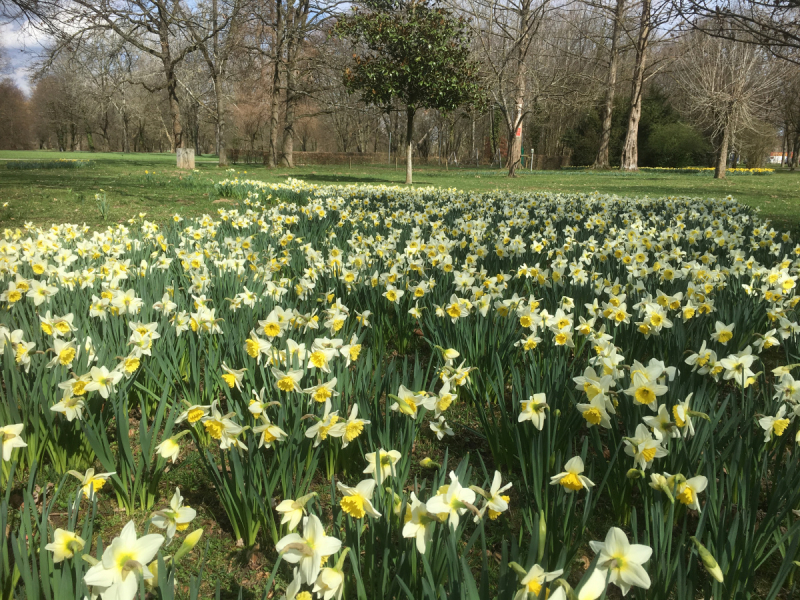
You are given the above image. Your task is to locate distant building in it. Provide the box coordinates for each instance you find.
[769,151,793,164]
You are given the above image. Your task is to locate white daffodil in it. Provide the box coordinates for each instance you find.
[425,471,477,529]
[275,515,342,585]
[589,527,652,596]
[550,456,595,493]
[253,413,288,448]
[155,436,181,463]
[402,492,436,554]
[1,423,27,461]
[759,405,791,442]
[275,493,317,531]
[518,393,548,429]
[337,479,382,519]
[624,424,668,470]
[363,448,402,483]
[577,394,613,428]
[151,488,196,541]
[305,400,344,447]
[272,367,304,393]
[430,416,454,440]
[341,404,369,448]
[50,395,85,422]
[474,470,512,521]
[675,475,708,512]
[642,404,680,440]
[513,564,564,600]
[84,366,123,399]
[83,520,164,600]
[68,467,116,500]
[45,528,85,563]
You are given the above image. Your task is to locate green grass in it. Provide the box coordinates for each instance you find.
[1,150,799,231]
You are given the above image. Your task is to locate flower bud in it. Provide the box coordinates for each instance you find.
[174,528,203,562]
[537,510,546,561]
[690,536,723,582]
[626,468,644,479]
[420,457,440,469]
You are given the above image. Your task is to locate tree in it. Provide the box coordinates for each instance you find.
[459,0,549,176]
[0,78,32,149]
[50,0,229,164]
[674,30,780,177]
[675,0,800,64]
[592,0,626,168]
[335,0,483,184]
[618,0,671,170]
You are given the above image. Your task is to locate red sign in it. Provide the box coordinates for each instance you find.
[515,127,522,137]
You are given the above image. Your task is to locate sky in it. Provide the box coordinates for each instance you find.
[0,21,48,95]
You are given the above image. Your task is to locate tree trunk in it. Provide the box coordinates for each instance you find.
[281,24,299,167]
[165,67,183,152]
[714,123,730,179]
[405,107,415,185]
[594,0,624,169]
[507,112,523,177]
[620,0,650,171]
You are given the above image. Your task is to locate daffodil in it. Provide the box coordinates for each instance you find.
[69,467,116,499]
[711,321,735,345]
[305,400,344,447]
[759,405,791,442]
[303,378,339,404]
[577,394,613,428]
[624,424,668,470]
[363,448,402,483]
[337,479,381,519]
[473,470,512,521]
[151,488,197,541]
[83,520,164,600]
[275,515,342,585]
[518,393,548,429]
[155,436,182,463]
[425,471,477,529]
[513,564,564,600]
[220,362,246,391]
[84,365,123,399]
[340,404,369,448]
[642,404,680,440]
[45,528,86,563]
[623,361,668,411]
[272,367,304,393]
[675,475,708,511]
[276,493,317,531]
[1,423,27,461]
[50,395,85,422]
[550,456,595,493]
[589,527,652,596]
[402,492,436,553]
[430,416,454,440]
[253,413,288,448]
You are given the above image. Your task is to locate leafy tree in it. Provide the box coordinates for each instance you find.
[335,0,483,184]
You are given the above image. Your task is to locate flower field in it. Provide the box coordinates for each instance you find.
[1,178,799,600]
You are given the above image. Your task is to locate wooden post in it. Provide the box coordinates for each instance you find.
[177,148,195,169]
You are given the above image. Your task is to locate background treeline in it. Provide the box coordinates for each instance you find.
[0,0,799,170]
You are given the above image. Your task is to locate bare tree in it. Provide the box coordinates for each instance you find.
[460,0,550,176]
[590,0,626,168]
[675,0,800,65]
[49,0,229,163]
[618,0,671,170]
[674,30,781,177]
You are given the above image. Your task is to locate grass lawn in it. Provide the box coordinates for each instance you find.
[1,149,799,231]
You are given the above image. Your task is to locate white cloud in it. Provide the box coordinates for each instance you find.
[0,22,49,95]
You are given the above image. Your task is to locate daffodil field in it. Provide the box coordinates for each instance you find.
[1,177,800,600]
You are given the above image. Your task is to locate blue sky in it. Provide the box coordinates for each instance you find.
[0,22,46,95]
